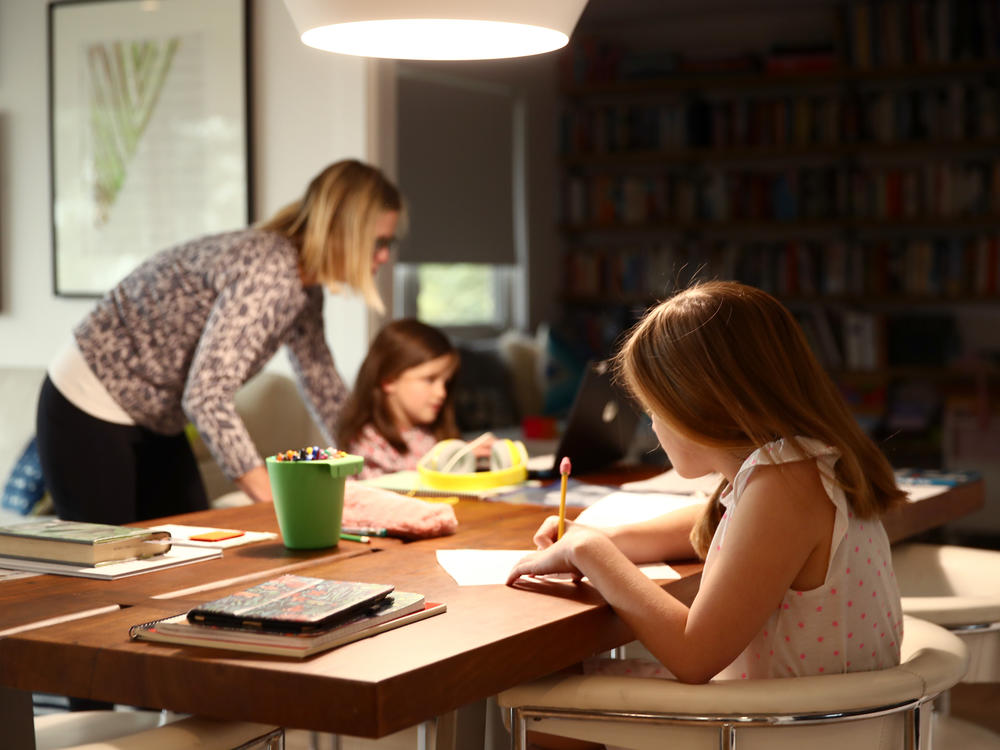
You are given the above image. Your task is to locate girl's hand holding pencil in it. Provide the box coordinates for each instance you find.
[506,517,608,585]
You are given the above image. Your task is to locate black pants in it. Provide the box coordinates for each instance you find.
[35,376,209,524]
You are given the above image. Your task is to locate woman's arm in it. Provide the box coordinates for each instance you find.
[509,462,834,683]
[283,288,349,447]
[235,465,273,503]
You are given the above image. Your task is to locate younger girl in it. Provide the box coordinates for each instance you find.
[508,280,905,687]
[338,319,461,479]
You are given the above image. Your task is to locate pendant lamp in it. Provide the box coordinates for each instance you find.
[282,0,588,60]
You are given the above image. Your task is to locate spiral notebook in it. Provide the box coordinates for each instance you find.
[130,593,446,658]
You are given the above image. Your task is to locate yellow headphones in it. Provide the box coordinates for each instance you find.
[417,437,528,491]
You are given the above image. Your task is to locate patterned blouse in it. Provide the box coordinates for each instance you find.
[348,424,438,479]
[73,229,348,481]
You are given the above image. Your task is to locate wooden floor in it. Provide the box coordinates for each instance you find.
[951,683,1000,735]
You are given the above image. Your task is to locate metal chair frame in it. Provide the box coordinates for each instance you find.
[508,695,931,750]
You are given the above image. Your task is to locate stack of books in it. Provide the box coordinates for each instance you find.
[0,518,220,579]
[130,574,446,658]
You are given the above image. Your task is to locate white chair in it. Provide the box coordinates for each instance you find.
[33,710,283,750]
[498,615,968,750]
[893,543,1000,745]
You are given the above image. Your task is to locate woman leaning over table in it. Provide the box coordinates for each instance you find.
[36,159,402,524]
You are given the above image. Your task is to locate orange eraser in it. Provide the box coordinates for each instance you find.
[188,530,245,542]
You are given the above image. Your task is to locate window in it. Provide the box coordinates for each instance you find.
[395,262,517,334]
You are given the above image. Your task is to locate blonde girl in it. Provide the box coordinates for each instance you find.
[509,280,905,687]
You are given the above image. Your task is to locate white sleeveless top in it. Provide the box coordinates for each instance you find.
[710,437,903,680]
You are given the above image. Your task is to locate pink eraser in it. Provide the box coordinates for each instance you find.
[560,456,571,475]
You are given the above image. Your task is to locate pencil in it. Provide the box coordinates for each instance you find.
[557,456,571,539]
[339,532,370,544]
[340,526,388,537]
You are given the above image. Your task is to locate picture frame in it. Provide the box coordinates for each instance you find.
[48,0,252,297]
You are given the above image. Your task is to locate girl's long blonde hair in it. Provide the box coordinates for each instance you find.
[257,160,402,312]
[613,281,904,558]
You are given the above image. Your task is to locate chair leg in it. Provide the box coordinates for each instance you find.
[433,710,457,750]
[719,722,736,750]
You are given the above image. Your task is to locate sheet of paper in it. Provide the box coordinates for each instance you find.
[574,491,706,527]
[149,523,277,548]
[898,483,949,503]
[620,469,722,495]
[436,549,679,586]
[506,479,618,508]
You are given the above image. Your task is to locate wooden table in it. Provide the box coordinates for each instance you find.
[0,475,984,746]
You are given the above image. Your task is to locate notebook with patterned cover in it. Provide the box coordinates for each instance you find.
[186,574,394,633]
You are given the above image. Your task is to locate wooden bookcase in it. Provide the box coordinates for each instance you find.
[554,0,1000,467]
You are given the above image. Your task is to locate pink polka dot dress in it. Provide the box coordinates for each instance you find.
[711,438,903,680]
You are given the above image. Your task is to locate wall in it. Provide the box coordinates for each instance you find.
[395,56,562,331]
[0,0,377,386]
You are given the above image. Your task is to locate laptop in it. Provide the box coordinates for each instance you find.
[529,359,642,479]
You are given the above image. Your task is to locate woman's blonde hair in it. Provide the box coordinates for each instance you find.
[613,280,904,558]
[257,160,402,312]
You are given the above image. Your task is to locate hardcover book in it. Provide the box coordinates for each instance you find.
[0,519,171,566]
[185,574,395,633]
[131,592,446,658]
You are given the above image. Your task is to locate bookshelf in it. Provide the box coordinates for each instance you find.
[554,0,1000,467]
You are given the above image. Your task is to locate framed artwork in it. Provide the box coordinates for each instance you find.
[48,0,251,297]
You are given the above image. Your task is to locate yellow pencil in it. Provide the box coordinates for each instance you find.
[557,456,571,539]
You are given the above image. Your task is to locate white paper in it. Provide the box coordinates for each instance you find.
[149,524,277,548]
[0,544,222,580]
[620,469,722,495]
[507,479,618,508]
[574,491,706,528]
[436,549,679,586]
[898,483,949,503]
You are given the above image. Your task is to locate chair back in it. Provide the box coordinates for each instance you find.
[894,543,1000,682]
[499,616,968,750]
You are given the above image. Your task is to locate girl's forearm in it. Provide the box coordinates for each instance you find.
[569,530,721,684]
[604,501,705,563]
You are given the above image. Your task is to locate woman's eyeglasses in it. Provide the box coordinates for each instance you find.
[374,236,398,253]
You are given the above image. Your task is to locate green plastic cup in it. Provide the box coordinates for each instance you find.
[266,452,364,549]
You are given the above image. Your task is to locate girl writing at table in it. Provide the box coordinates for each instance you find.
[508,281,905,692]
[338,318,463,479]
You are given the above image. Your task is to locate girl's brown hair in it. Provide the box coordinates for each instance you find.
[337,319,460,452]
[257,160,402,313]
[613,280,904,558]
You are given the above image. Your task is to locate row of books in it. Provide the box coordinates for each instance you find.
[563,235,1000,301]
[562,160,1000,226]
[561,83,999,155]
[558,1,999,89]
[841,0,1000,70]
[794,307,959,371]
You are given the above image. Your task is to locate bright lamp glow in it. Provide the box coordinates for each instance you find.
[302,19,568,60]
[283,0,588,61]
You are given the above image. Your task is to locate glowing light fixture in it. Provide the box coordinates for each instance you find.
[282,0,588,60]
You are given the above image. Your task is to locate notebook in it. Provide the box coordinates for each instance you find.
[531,359,641,478]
